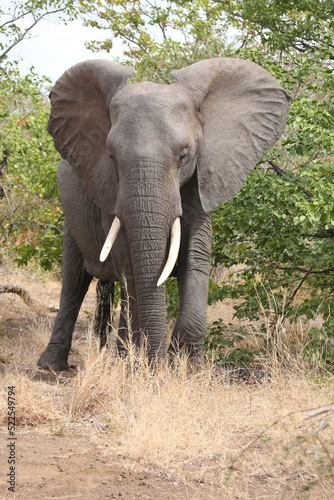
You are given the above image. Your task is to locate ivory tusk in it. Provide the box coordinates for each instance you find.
[157,218,181,287]
[99,216,121,262]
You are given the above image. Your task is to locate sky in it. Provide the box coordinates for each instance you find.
[3,5,237,84]
[4,15,124,83]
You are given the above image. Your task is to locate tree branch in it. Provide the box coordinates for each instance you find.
[266,160,313,199]
[0,10,31,29]
[0,9,64,63]
[287,268,313,306]
[276,265,334,275]
[115,28,145,50]
[312,230,334,239]
[0,283,58,312]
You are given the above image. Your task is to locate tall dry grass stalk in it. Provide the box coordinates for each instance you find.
[57,335,334,493]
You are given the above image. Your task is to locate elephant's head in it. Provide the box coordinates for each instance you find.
[47,58,290,354]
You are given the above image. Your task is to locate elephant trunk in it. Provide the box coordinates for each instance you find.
[120,165,180,359]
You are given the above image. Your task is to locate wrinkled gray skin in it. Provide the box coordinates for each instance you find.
[38,57,290,370]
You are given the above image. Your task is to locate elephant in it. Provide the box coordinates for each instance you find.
[37,57,290,370]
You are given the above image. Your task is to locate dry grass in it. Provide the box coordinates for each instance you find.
[1,315,334,498]
[0,373,61,426]
[0,317,54,372]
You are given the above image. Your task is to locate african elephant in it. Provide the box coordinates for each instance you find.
[38,57,290,370]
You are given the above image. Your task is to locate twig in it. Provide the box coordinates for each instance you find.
[307,407,334,419]
[276,265,334,275]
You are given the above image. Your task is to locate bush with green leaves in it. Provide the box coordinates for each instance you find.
[205,320,256,367]
[209,43,334,367]
[0,0,79,270]
[0,61,62,270]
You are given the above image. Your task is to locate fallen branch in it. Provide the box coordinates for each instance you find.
[0,283,58,313]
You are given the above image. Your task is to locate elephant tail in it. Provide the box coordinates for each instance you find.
[94,280,114,349]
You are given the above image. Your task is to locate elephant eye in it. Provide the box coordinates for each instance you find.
[178,152,188,167]
[109,153,114,160]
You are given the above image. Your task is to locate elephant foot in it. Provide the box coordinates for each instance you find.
[168,339,204,372]
[37,348,69,371]
[116,345,128,358]
[116,328,142,356]
[187,352,204,373]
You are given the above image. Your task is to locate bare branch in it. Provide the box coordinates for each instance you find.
[0,10,31,29]
[0,283,58,312]
[0,8,64,63]
[287,268,313,306]
[237,404,334,458]
[276,265,334,275]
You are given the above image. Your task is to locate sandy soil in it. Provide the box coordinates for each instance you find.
[0,428,226,499]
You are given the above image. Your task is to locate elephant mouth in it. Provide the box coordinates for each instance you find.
[99,216,181,287]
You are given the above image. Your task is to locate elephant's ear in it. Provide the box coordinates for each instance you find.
[48,60,134,212]
[171,58,290,212]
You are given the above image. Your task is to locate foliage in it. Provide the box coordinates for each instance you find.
[0,0,79,269]
[221,0,334,57]
[166,277,179,321]
[208,40,334,365]
[205,320,255,366]
[0,0,79,64]
[79,0,231,82]
[0,61,62,269]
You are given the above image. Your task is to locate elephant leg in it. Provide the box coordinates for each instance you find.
[94,280,114,349]
[38,224,92,370]
[169,211,212,366]
[116,280,140,355]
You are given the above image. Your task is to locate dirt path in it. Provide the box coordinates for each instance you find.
[0,429,223,499]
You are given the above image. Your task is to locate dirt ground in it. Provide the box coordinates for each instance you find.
[0,429,226,499]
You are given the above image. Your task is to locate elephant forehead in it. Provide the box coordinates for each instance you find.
[110,82,193,118]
